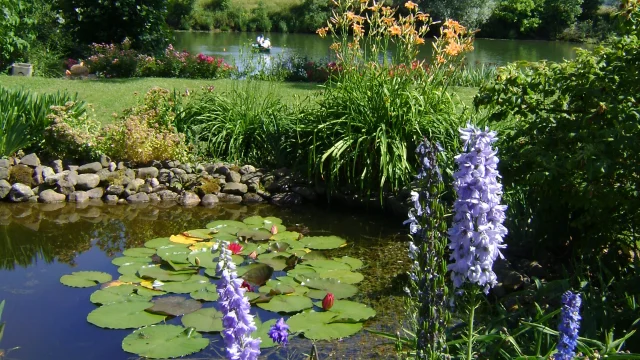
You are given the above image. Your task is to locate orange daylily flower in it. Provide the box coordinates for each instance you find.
[316,27,329,38]
[389,25,402,36]
[404,1,417,10]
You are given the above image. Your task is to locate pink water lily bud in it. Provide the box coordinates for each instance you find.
[270,225,278,235]
[322,293,335,310]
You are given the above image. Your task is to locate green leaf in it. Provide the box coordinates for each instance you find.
[190,284,219,302]
[122,325,209,359]
[112,256,151,267]
[336,256,363,270]
[144,237,173,249]
[87,302,165,329]
[242,263,274,286]
[257,295,313,313]
[308,269,364,285]
[237,229,272,241]
[157,275,210,294]
[206,220,247,234]
[256,256,287,271]
[182,229,214,239]
[187,251,218,269]
[157,245,191,263]
[254,318,277,348]
[138,265,195,282]
[296,277,358,299]
[239,242,268,256]
[271,231,301,241]
[181,308,223,332]
[303,260,352,271]
[60,271,112,288]
[313,300,376,322]
[287,310,362,340]
[118,262,146,276]
[299,236,346,250]
[147,296,202,316]
[123,247,156,258]
[90,285,151,305]
[119,274,144,283]
[243,215,282,226]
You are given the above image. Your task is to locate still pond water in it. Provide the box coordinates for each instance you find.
[0,202,408,359]
[173,31,591,67]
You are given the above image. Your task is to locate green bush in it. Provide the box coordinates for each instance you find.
[43,102,102,161]
[0,87,86,156]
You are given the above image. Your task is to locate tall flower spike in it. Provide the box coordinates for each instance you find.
[216,241,261,360]
[556,291,581,360]
[447,125,507,294]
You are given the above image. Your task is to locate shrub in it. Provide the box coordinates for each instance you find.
[85,39,139,78]
[99,87,190,164]
[43,102,102,161]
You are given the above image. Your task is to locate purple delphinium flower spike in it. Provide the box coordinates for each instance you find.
[268,318,289,346]
[447,125,508,294]
[556,291,582,360]
[217,241,261,360]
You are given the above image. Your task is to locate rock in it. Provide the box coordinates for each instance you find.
[0,179,11,199]
[123,187,137,198]
[239,165,256,175]
[9,183,34,202]
[56,179,75,195]
[0,159,9,168]
[104,194,119,203]
[0,167,8,180]
[148,193,161,202]
[180,174,197,185]
[32,166,44,186]
[138,183,153,193]
[178,163,193,174]
[28,195,38,203]
[151,160,163,169]
[76,174,100,190]
[68,191,89,203]
[117,199,128,205]
[9,164,34,186]
[164,160,180,168]
[195,164,206,173]
[222,182,248,195]
[178,191,200,206]
[41,166,55,181]
[51,160,64,173]
[86,187,104,199]
[293,186,317,201]
[127,192,150,203]
[78,162,103,174]
[137,167,159,179]
[242,193,263,204]
[117,162,127,170]
[215,165,230,176]
[171,168,186,176]
[148,178,160,187]
[204,163,218,175]
[108,162,117,172]
[66,171,78,186]
[151,185,167,193]
[226,170,242,183]
[96,168,112,182]
[19,153,40,167]
[158,169,172,183]
[68,165,79,172]
[39,189,66,203]
[100,154,111,168]
[201,194,219,207]
[157,190,179,201]
[271,192,304,206]
[241,172,262,184]
[217,193,243,203]
[106,184,125,196]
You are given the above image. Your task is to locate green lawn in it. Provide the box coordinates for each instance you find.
[0,75,322,123]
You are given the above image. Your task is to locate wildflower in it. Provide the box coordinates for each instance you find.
[268,318,289,346]
[404,1,417,10]
[447,125,508,294]
[556,291,581,360]
[217,241,261,359]
[322,293,335,310]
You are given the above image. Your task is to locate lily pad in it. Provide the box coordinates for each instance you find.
[87,301,165,329]
[303,260,352,271]
[158,275,210,294]
[254,318,277,349]
[237,229,272,241]
[169,234,202,245]
[188,241,217,252]
[271,231,301,242]
[239,242,267,256]
[206,220,247,234]
[156,245,192,264]
[313,300,376,322]
[336,256,364,270]
[235,263,263,277]
[138,265,195,282]
[257,295,313,313]
[181,308,223,332]
[118,262,146,276]
[90,285,151,305]
[187,251,218,269]
[301,251,327,260]
[182,229,214,239]
[243,215,282,227]
[299,236,346,250]
[148,296,202,316]
[212,233,238,242]
[190,284,219,302]
[144,237,173,249]
[123,247,157,258]
[241,263,274,286]
[295,277,358,299]
[308,269,364,285]
[256,256,287,271]
[119,274,144,283]
[287,310,362,340]
[60,271,112,288]
[122,325,209,359]
[112,256,151,267]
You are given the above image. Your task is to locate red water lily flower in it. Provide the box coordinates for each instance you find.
[228,243,243,255]
[322,293,335,310]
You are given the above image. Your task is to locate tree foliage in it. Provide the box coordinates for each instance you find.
[421,0,497,28]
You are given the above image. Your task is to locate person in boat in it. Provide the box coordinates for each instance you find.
[256,34,264,46]
[262,38,271,49]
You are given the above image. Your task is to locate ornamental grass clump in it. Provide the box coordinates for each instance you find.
[404,139,450,359]
[555,291,582,360]
[216,241,261,360]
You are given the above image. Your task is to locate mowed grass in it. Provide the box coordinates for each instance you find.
[0,75,322,124]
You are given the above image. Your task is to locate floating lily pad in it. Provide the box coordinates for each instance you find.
[259,281,296,295]
[87,301,165,329]
[212,233,238,242]
[144,237,173,249]
[206,220,247,234]
[204,268,219,278]
[138,265,195,282]
[112,256,151,267]
[237,229,272,241]
[166,260,195,272]
[257,295,313,313]
[158,275,210,294]
[123,247,157,258]
[269,242,290,253]
[303,260,352,271]
[122,325,209,359]
[60,271,112,288]
[301,251,327,260]
[256,256,287,271]
[241,263,274,286]
[337,256,364,270]
[148,296,202,316]
[287,310,362,340]
[308,269,364,285]
[254,318,277,349]
[296,277,358,299]
[182,229,214,239]
[118,262,146,276]
[286,267,316,277]
[90,285,151,305]
[156,245,191,264]
[239,242,267,256]
[188,241,217,252]
[119,274,144,283]
[170,234,202,245]
[299,236,346,250]
[190,284,219,302]
[181,308,223,332]
[313,300,376,322]
[235,263,262,277]
[271,231,301,242]
[187,251,218,269]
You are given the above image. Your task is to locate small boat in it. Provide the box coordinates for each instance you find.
[251,43,271,52]
[253,35,272,52]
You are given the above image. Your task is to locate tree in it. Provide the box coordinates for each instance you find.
[539,0,583,38]
[166,0,196,29]
[57,0,169,54]
[421,0,497,29]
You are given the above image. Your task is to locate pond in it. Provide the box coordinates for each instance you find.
[0,202,408,359]
[172,31,592,68]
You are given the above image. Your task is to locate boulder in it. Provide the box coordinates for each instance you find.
[51,160,64,173]
[106,184,125,196]
[222,182,248,195]
[157,190,179,201]
[0,179,11,199]
[19,153,40,167]
[239,165,256,175]
[41,166,55,181]
[104,194,119,203]
[242,193,263,204]
[137,167,159,179]
[76,174,100,190]
[0,159,10,168]
[201,194,219,207]
[139,183,153,193]
[8,183,34,202]
[241,172,262,184]
[271,192,303,206]
[100,154,111,168]
[108,162,117,172]
[178,191,200,206]
[148,193,161,202]
[0,167,8,180]
[127,192,150,203]
[39,189,66,203]
[68,165,79,172]
[178,163,193,174]
[148,178,160,187]
[56,179,75,195]
[217,193,243,204]
[86,187,104,199]
[68,191,89,203]
[78,162,103,174]
[158,169,172,184]
[226,170,242,183]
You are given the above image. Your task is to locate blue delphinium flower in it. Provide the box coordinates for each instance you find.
[447,125,508,294]
[217,241,261,360]
[268,317,289,346]
[556,291,582,360]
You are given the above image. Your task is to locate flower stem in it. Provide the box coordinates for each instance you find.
[466,291,478,360]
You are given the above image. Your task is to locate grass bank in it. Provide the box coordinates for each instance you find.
[0,76,321,123]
